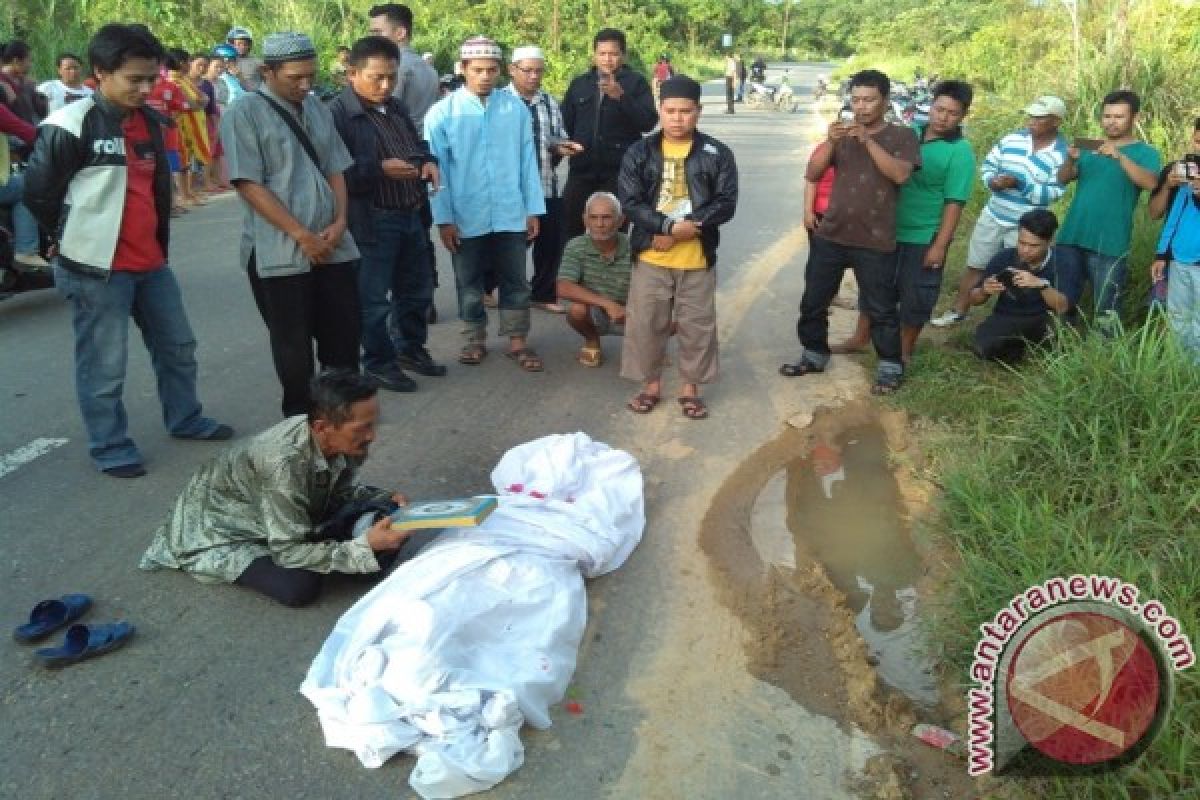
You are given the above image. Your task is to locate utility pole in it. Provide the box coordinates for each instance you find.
[552,0,561,55]
[781,0,792,58]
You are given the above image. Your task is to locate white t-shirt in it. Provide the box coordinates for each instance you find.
[37,80,93,113]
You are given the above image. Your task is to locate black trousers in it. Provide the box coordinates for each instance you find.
[234,530,433,607]
[725,77,736,112]
[248,255,361,417]
[561,173,620,242]
[972,312,1051,363]
[797,235,903,365]
[530,197,565,303]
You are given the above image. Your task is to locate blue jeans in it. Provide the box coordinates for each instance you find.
[54,264,219,469]
[1059,245,1127,319]
[0,173,40,254]
[356,208,431,371]
[1167,260,1200,361]
[452,231,531,342]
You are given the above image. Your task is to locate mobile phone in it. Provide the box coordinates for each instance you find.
[1183,153,1200,179]
[1073,137,1103,152]
[838,109,854,123]
[995,268,1018,289]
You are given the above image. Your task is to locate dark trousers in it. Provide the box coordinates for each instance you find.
[420,201,438,291]
[248,255,361,417]
[725,77,735,112]
[531,196,565,303]
[356,208,432,371]
[235,545,404,608]
[562,173,619,242]
[797,235,903,369]
[972,312,1051,363]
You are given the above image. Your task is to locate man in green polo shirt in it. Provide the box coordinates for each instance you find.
[556,191,633,367]
[834,80,976,362]
[1055,89,1160,331]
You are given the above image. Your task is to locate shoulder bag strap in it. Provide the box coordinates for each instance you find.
[256,90,322,171]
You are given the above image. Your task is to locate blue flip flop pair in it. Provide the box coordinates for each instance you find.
[12,594,135,668]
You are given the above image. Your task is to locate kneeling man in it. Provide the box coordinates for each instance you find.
[556,191,633,367]
[969,209,1080,363]
[140,370,415,607]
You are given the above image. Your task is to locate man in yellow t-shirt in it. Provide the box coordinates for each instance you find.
[617,75,739,419]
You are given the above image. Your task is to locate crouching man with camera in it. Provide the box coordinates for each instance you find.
[968,209,1081,363]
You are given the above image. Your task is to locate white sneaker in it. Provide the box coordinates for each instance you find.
[930,310,967,328]
[14,253,52,271]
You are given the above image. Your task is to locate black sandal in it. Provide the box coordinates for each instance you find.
[779,360,824,377]
[871,373,903,395]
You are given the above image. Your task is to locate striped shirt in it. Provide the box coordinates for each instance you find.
[505,85,567,199]
[363,104,428,211]
[979,129,1069,226]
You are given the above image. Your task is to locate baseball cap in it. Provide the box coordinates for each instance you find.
[1024,95,1067,118]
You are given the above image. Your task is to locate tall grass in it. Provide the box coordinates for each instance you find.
[896,323,1199,796]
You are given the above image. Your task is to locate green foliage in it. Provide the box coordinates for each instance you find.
[2,0,767,93]
[895,323,1200,797]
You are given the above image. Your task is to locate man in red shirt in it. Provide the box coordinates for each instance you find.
[24,24,231,478]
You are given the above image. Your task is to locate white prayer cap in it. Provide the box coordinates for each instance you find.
[511,45,545,64]
[460,35,502,62]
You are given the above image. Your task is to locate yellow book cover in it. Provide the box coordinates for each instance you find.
[388,496,498,531]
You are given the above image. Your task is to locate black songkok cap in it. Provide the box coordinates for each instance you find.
[659,75,701,103]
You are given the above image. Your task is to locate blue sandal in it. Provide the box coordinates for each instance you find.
[35,622,135,668]
[12,594,93,643]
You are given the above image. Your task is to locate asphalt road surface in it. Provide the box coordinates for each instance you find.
[0,64,863,800]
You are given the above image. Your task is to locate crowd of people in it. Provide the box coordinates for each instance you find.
[1,5,740,603]
[2,9,1197,606]
[785,72,1196,389]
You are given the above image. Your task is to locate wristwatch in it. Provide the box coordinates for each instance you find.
[1038,279,1051,290]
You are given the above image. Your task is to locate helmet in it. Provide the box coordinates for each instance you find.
[213,44,238,59]
[226,26,253,42]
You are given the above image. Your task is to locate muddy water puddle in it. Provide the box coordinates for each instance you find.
[751,423,938,709]
[700,404,979,799]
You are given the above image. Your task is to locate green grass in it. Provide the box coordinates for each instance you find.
[892,321,1200,797]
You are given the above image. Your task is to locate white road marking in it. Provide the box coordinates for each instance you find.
[0,438,69,479]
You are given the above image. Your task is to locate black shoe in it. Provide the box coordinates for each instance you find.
[365,366,418,392]
[173,423,235,441]
[396,347,448,377]
[103,463,147,479]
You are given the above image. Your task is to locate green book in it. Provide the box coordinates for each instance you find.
[387,496,498,531]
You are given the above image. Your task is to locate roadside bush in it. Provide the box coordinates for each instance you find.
[906,322,1199,796]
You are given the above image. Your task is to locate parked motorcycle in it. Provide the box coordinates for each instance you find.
[0,226,53,301]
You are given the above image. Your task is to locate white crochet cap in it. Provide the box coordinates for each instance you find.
[460,35,502,62]
[511,45,545,63]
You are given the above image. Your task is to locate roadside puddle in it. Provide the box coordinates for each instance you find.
[751,423,938,710]
[700,403,980,799]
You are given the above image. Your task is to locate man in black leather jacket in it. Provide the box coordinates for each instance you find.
[561,28,656,242]
[616,75,737,421]
[24,23,231,478]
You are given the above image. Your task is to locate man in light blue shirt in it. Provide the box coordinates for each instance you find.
[426,35,546,371]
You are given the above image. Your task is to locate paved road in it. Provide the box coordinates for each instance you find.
[0,64,869,800]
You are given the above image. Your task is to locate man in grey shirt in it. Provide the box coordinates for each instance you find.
[221,32,361,417]
[367,3,439,132]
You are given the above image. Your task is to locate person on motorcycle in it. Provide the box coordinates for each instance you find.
[750,56,766,83]
[815,74,828,102]
[226,25,262,91]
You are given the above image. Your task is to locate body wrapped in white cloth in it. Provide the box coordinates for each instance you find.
[300,433,645,798]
